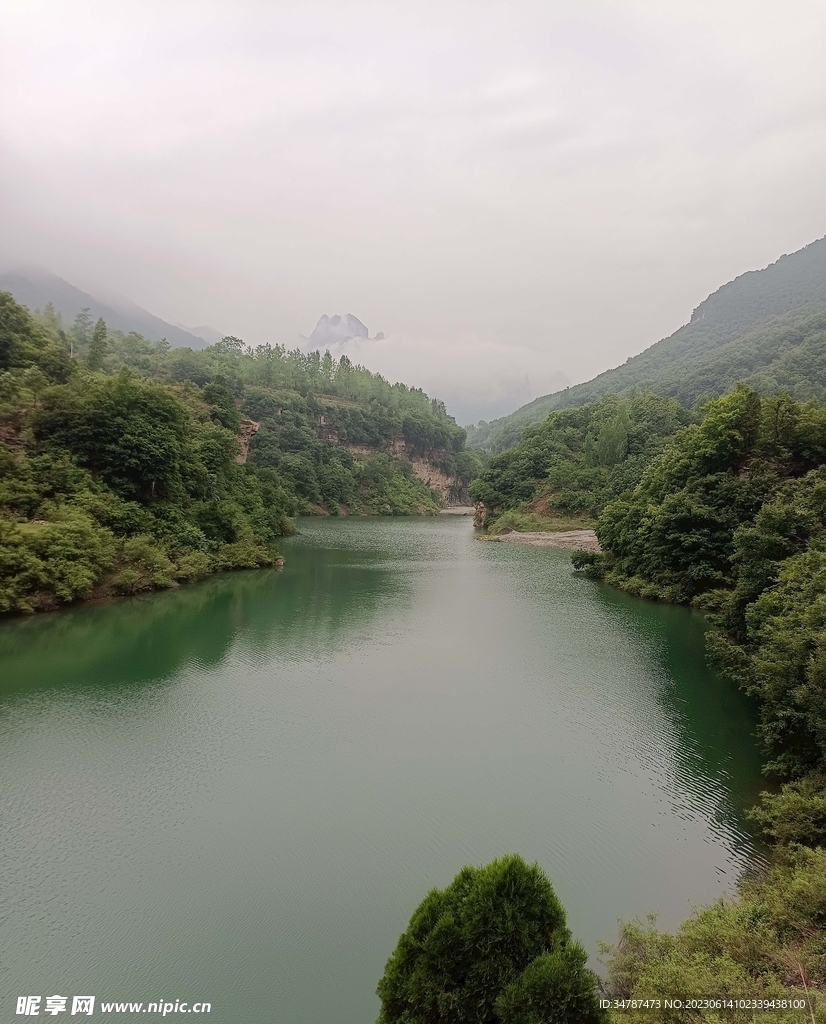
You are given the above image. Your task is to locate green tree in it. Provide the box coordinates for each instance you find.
[594,406,630,466]
[495,945,607,1024]
[0,291,72,381]
[203,377,241,431]
[87,317,108,371]
[32,376,192,501]
[376,855,604,1024]
[321,349,333,384]
[71,307,93,356]
[42,301,61,331]
[0,290,40,369]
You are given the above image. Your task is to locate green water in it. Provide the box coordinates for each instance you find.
[0,517,765,1023]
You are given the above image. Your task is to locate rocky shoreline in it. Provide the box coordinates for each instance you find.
[481,529,601,552]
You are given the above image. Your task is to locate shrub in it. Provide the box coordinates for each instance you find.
[110,568,145,596]
[112,535,177,594]
[602,849,826,1022]
[174,551,213,581]
[0,509,115,612]
[376,855,603,1024]
[495,944,604,1024]
[211,536,276,571]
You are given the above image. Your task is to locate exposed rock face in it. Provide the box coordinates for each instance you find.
[309,314,369,347]
[387,439,469,505]
[409,456,462,505]
[314,420,468,505]
[474,502,487,528]
[234,419,260,464]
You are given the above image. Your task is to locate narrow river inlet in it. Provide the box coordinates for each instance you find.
[1,517,765,1023]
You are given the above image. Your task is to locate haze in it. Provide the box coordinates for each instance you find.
[2,0,826,424]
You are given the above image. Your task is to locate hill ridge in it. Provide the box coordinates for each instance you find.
[0,268,211,349]
[468,235,826,451]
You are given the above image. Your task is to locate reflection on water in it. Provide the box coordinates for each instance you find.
[0,549,404,696]
[589,586,764,867]
[0,517,764,1024]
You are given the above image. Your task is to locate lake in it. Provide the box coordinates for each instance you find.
[0,516,765,1022]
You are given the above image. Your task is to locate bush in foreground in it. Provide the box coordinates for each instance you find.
[376,854,604,1024]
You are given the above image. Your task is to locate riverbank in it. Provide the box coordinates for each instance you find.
[479,529,601,552]
[0,548,286,619]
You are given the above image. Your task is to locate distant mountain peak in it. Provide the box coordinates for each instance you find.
[309,313,370,347]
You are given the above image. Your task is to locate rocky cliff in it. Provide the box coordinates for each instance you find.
[315,419,468,505]
[408,455,468,506]
[234,419,260,464]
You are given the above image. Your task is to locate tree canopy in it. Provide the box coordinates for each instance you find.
[376,855,604,1024]
[470,392,691,532]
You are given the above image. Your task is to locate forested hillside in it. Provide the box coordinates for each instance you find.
[567,388,826,1014]
[0,292,476,614]
[469,392,693,532]
[579,387,826,786]
[469,236,826,452]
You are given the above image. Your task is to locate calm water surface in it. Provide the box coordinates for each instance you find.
[1,517,765,1022]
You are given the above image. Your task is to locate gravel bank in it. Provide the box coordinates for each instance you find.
[485,530,601,552]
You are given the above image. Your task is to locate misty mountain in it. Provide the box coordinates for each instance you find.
[172,322,225,346]
[0,268,212,349]
[308,313,371,348]
[468,235,826,451]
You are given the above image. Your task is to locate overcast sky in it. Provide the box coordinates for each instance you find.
[2,0,826,423]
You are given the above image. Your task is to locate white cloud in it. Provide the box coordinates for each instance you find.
[1,0,825,419]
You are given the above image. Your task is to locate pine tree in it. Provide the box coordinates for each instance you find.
[42,301,62,331]
[87,317,108,370]
[71,305,93,358]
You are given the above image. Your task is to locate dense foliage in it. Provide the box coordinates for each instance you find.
[580,387,826,784]
[106,325,475,513]
[0,369,289,613]
[564,386,826,1017]
[0,292,474,613]
[602,847,826,1022]
[469,393,692,532]
[469,236,826,451]
[376,855,604,1024]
